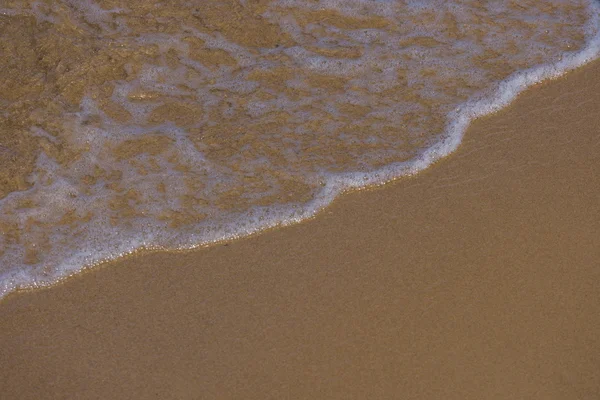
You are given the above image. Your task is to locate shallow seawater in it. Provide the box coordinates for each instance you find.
[0,0,599,297]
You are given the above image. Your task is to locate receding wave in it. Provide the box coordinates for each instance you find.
[1,0,599,298]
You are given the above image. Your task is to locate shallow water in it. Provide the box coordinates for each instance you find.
[0,0,599,298]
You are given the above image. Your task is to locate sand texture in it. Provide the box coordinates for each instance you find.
[1,60,600,399]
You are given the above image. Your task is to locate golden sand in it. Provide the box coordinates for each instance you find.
[1,57,599,399]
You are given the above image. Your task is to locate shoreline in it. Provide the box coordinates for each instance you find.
[1,59,600,399]
[1,3,599,298]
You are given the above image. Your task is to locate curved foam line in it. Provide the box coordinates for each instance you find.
[2,1,600,299]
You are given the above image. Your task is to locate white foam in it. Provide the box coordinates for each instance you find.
[1,0,599,299]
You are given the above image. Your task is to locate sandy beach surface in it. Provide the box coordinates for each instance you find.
[1,60,600,400]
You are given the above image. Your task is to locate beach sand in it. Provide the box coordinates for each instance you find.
[1,59,599,399]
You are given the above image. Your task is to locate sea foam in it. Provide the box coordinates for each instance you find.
[0,0,599,299]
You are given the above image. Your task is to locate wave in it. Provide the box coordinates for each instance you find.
[1,0,599,299]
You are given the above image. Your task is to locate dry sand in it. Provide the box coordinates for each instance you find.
[1,60,600,399]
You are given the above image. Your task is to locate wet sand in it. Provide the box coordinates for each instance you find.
[1,59,600,399]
